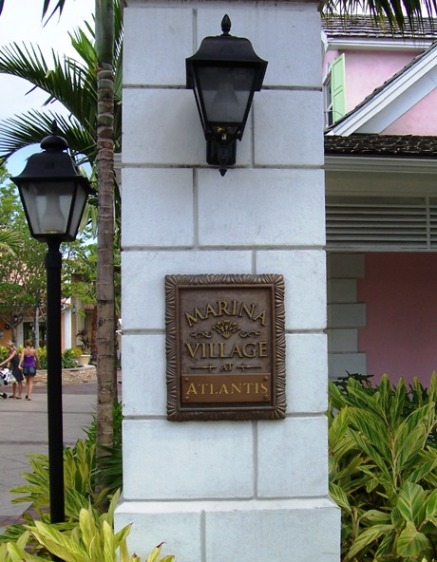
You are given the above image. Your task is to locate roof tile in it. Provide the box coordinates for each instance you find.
[325,134,437,156]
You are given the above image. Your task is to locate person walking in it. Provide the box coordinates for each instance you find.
[0,340,23,399]
[19,340,40,401]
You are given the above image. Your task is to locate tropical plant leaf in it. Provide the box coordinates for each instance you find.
[0,227,22,256]
[394,411,436,475]
[330,482,351,511]
[348,429,393,484]
[397,482,427,526]
[146,543,175,562]
[0,110,95,163]
[345,524,394,561]
[29,520,87,562]
[0,42,95,125]
[425,488,437,523]
[375,528,396,558]
[102,520,115,562]
[322,0,437,30]
[409,452,437,485]
[397,521,430,558]
[79,508,96,551]
[360,509,391,524]
[0,0,123,166]
[42,0,67,22]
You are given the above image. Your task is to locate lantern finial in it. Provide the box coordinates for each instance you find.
[221,14,231,35]
[40,120,68,152]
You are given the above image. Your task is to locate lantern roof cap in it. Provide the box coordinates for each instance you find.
[11,120,91,188]
[186,14,267,89]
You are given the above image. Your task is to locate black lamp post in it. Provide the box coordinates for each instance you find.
[11,122,92,524]
[186,14,268,176]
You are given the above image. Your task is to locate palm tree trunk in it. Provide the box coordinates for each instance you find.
[95,0,116,478]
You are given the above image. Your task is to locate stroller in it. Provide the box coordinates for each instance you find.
[0,367,14,399]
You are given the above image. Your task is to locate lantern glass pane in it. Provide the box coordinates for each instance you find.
[20,180,76,237]
[197,65,255,124]
[68,184,88,238]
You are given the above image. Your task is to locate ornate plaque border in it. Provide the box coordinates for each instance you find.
[165,274,286,421]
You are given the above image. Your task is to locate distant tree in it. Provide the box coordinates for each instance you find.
[0,162,21,257]
[0,170,95,345]
[0,180,46,343]
[0,227,21,256]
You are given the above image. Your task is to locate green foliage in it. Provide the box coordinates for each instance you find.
[329,373,437,561]
[0,426,173,561]
[85,400,123,493]
[61,347,82,368]
[0,0,123,166]
[0,182,46,335]
[0,175,96,340]
[6,440,106,524]
[37,346,47,369]
[0,493,175,562]
[32,347,83,370]
[1,402,123,544]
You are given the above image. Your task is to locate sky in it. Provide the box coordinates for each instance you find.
[0,0,94,174]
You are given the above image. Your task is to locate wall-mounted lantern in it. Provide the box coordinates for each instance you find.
[186,14,268,176]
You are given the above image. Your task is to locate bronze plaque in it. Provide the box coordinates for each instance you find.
[165,274,286,421]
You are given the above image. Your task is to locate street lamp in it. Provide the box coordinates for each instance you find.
[186,14,268,176]
[11,122,92,524]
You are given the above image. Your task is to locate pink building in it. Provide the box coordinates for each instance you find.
[323,17,437,386]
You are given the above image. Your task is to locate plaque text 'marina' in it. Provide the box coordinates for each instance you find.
[165,274,286,421]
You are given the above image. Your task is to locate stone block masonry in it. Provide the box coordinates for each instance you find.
[116,1,340,560]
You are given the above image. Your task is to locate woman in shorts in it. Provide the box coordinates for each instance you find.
[19,340,40,401]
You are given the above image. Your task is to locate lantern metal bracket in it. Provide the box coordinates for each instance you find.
[207,138,237,177]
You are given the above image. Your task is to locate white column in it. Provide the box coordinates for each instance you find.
[117,2,340,560]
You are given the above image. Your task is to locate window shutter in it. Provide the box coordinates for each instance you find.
[330,54,346,124]
[326,195,437,250]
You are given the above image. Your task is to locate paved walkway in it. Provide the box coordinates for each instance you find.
[0,380,97,529]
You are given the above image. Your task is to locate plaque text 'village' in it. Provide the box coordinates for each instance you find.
[165,274,286,421]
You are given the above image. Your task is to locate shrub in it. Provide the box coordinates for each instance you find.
[1,402,123,543]
[0,407,174,561]
[61,347,82,368]
[329,373,437,561]
[0,492,175,561]
[37,346,47,369]
[0,345,8,363]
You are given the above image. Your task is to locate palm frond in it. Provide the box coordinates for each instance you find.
[42,0,67,23]
[0,0,66,20]
[0,42,96,132]
[0,110,96,165]
[69,25,97,71]
[0,228,22,257]
[0,0,123,162]
[321,0,437,29]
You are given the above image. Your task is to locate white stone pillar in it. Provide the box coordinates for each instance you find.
[116,2,340,560]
